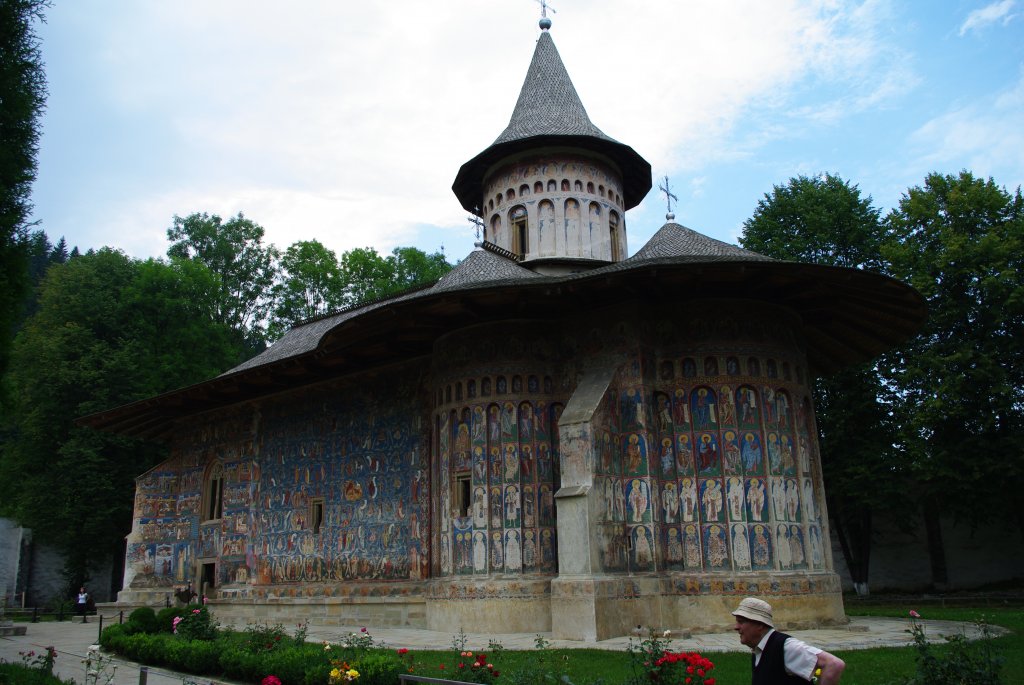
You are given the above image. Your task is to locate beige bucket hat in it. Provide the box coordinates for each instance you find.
[732,597,774,627]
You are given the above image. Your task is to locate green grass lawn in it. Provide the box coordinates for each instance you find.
[398,604,1020,685]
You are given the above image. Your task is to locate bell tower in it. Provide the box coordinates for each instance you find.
[452,18,651,275]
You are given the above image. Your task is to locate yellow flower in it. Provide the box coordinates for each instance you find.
[346,668,360,680]
[330,668,341,678]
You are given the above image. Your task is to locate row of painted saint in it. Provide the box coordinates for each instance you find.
[599,474,818,525]
[439,526,557,575]
[622,386,800,434]
[598,521,827,572]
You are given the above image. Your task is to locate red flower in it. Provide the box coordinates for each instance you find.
[705,679,715,685]
[397,648,409,655]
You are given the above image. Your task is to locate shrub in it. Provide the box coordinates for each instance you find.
[156,606,188,633]
[0,661,75,685]
[244,621,291,654]
[127,607,160,634]
[182,639,222,674]
[219,645,266,682]
[901,610,1004,685]
[99,623,129,651]
[173,604,218,641]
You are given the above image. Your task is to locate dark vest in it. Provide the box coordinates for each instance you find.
[752,630,810,685]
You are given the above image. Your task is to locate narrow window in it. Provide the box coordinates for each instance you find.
[609,212,622,261]
[454,472,471,518]
[534,181,543,194]
[204,464,224,521]
[511,206,528,258]
[310,498,325,535]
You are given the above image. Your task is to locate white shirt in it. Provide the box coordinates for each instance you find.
[753,629,822,680]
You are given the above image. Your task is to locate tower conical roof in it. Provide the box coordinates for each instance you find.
[453,31,651,213]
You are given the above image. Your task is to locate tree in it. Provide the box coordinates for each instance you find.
[0,249,239,591]
[268,239,346,340]
[166,212,279,356]
[340,246,452,305]
[0,0,49,377]
[883,171,1024,586]
[741,173,910,595]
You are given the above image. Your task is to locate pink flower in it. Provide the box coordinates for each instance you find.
[909,610,921,618]
[261,676,282,685]
[361,627,367,633]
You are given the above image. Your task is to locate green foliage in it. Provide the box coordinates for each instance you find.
[340,245,452,306]
[883,172,1024,532]
[268,239,346,339]
[740,172,909,587]
[350,651,404,685]
[899,612,1004,684]
[127,607,160,634]
[157,606,188,633]
[0,249,242,585]
[166,211,279,353]
[173,605,218,641]
[0,0,49,378]
[243,621,291,654]
[0,661,75,685]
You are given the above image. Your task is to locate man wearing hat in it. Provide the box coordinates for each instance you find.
[732,597,845,684]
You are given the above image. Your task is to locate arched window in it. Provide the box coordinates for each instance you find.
[203,463,224,521]
[534,181,543,194]
[511,206,528,258]
[599,185,605,197]
[547,179,557,192]
[574,180,583,191]
[561,179,570,191]
[507,188,516,200]
[520,184,530,197]
[587,181,595,194]
[609,212,621,261]
[490,215,501,243]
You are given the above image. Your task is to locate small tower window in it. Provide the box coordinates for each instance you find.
[561,179,570,191]
[511,206,528,258]
[574,180,583,191]
[547,179,557,192]
[609,212,622,261]
[507,188,516,200]
[534,181,544,194]
[520,184,530,196]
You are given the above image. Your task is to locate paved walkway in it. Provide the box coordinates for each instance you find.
[0,615,1003,685]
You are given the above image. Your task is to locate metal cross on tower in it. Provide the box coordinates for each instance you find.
[535,0,557,19]
[468,213,485,243]
[659,175,678,221]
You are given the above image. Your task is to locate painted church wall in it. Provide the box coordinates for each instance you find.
[122,363,432,605]
[573,303,832,585]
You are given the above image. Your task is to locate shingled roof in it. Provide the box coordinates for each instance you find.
[452,30,651,213]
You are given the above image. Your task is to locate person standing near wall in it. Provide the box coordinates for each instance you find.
[75,587,88,616]
[732,597,845,684]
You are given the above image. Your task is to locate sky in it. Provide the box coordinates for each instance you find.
[29,0,1024,264]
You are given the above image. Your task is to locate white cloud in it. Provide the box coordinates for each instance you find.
[908,69,1024,185]
[32,1,935,260]
[959,0,1017,36]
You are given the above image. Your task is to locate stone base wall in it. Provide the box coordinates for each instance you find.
[552,571,845,640]
[424,578,553,633]
[210,594,427,629]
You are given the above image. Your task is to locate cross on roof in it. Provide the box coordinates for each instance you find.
[658,176,678,221]
[535,0,557,19]
[468,213,485,242]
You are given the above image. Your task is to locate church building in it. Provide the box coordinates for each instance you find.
[82,18,925,640]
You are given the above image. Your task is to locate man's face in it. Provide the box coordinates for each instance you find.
[733,615,769,649]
